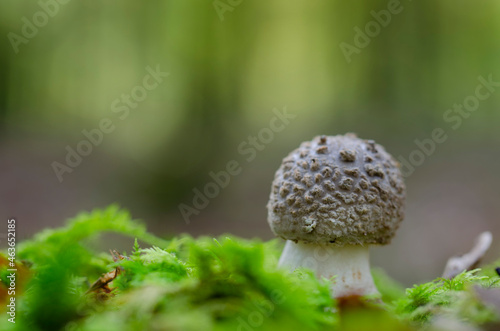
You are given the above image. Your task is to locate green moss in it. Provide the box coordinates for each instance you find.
[392,269,500,326]
[478,259,500,279]
[1,206,500,331]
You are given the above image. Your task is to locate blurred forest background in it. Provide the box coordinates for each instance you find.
[0,0,499,286]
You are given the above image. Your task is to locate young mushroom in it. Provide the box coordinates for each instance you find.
[267,134,405,298]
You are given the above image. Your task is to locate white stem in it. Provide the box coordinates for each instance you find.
[278,240,378,298]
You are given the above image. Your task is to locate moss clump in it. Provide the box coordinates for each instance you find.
[1,206,499,330]
[392,269,500,326]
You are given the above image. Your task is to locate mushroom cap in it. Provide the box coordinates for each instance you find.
[267,134,405,246]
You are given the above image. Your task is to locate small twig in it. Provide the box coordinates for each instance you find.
[442,231,493,279]
[86,268,120,294]
[86,250,129,296]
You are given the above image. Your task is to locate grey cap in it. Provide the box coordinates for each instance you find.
[267,134,405,245]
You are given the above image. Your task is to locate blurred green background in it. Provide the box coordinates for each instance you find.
[0,0,499,286]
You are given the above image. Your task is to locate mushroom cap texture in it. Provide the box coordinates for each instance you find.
[267,134,405,246]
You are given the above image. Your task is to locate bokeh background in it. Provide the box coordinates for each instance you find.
[0,0,499,287]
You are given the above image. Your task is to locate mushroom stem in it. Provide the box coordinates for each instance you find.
[278,240,378,298]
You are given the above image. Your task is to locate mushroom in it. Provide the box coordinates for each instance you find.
[267,134,405,298]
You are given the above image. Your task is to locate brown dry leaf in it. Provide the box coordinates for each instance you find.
[0,254,31,307]
[86,250,128,302]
